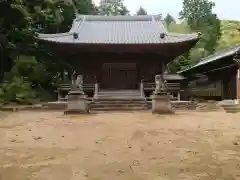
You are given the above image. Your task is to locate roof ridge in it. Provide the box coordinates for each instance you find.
[151,15,167,33]
[75,15,86,35]
[75,14,163,21]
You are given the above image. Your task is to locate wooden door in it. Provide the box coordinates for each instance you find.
[101,63,137,89]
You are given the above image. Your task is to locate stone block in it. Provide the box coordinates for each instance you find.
[222,104,240,114]
[42,102,67,110]
[64,90,90,114]
[187,102,198,110]
[152,94,174,114]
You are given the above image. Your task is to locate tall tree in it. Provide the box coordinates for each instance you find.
[99,0,129,16]
[180,0,215,31]
[0,0,100,103]
[136,6,147,15]
[0,0,96,77]
[180,0,221,54]
[164,13,176,26]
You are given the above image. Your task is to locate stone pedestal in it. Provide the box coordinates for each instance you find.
[222,104,240,113]
[152,94,174,114]
[64,90,89,114]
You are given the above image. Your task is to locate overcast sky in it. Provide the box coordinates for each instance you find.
[93,0,240,21]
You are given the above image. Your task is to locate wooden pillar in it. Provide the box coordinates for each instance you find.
[234,53,240,99]
[237,69,240,99]
[97,62,102,84]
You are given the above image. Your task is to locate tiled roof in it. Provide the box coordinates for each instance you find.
[178,45,240,73]
[37,14,199,44]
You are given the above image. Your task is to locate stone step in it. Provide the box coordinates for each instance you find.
[97,94,141,97]
[94,98,144,101]
[91,103,148,108]
[91,89,148,111]
[97,96,142,98]
[98,91,141,96]
[93,100,147,104]
[91,107,149,111]
[99,90,140,93]
[98,92,140,94]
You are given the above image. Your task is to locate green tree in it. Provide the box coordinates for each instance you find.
[168,52,191,72]
[73,0,99,15]
[99,0,129,15]
[180,0,215,31]
[136,6,147,15]
[180,0,221,54]
[0,0,96,103]
[164,13,176,26]
[0,0,33,80]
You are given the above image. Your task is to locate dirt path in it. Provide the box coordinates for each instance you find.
[0,111,240,180]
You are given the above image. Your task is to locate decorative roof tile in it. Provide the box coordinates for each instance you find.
[37,14,199,45]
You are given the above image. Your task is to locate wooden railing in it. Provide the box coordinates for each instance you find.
[57,83,95,91]
[56,83,95,101]
[143,82,181,92]
[187,87,221,97]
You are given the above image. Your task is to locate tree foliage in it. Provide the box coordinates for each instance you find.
[180,0,221,54]
[99,0,129,15]
[164,14,176,26]
[168,18,240,72]
[0,77,36,105]
[167,0,222,71]
[180,0,215,31]
[0,0,96,104]
[136,6,147,15]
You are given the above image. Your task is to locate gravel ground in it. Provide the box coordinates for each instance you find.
[0,111,240,180]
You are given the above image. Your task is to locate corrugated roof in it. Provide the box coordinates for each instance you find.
[37,14,199,44]
[178,45,240,73]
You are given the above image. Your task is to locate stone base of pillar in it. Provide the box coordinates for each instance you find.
[64,90,90,114]
[152,94,174,114]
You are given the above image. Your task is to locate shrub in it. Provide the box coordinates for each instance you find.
[0,77,36,105]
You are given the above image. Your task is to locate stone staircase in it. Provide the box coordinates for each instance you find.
[90,90,149,111]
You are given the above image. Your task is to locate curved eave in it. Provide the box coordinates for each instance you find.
[36,32,199,45]
[36,32,199,65]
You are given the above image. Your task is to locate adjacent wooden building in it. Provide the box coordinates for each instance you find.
[179,45,240,100]
[37,14,199,97]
